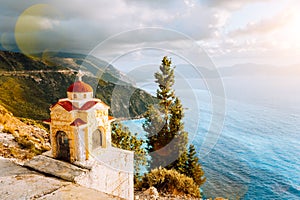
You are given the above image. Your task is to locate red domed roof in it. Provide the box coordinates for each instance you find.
[67,81,93,93]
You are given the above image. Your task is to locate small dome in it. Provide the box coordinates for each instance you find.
[67,81,93,93]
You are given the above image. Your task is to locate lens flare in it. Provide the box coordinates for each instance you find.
[14,4,64,58]
[1,33,15,51]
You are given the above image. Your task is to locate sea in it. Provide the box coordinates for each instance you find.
[122,76,300,200]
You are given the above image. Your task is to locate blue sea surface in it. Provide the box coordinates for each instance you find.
[123,87,300,199]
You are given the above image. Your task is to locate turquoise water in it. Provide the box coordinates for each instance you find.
[123,89,300,199]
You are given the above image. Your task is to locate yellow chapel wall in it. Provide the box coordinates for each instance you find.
[50,103,112,162]
[50,106,77,162]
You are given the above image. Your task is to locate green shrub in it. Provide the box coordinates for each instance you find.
[139,167,201,198]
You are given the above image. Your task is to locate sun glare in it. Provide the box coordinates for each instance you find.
[14,4,63,58]
[282,10,300,48]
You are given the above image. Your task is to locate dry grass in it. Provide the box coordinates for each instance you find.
[0,105,50,160]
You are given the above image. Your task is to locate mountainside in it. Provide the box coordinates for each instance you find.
[0,51,63,71]
[34,51,133,84]
[0,104,50,160]
[0,51,156,120]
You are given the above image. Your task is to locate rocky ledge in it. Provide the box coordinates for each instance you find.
[0,157,123,199]
[24,155,88,182]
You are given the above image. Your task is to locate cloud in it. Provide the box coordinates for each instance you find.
[1,0,230,54]
[201,0,272,10]
[1,0,298,67]
[124,0,176,9]
[50,0,220,40]
[229,10,292,37]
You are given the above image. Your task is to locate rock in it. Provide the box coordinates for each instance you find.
[37,184,123,200]
[0,157,124,200]
[24,155,88,182]
[143,186,159,200]
[0,157,70,199]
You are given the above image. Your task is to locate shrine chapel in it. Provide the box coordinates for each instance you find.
[45,72,134,200]
[48,74,113,162]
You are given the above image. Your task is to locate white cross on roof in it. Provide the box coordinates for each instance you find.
[77,70,84,81]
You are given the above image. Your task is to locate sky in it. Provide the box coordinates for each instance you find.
[1,0,300,69]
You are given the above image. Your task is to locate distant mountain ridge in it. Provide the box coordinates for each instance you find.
[39,52,134,84]
[0,50,156,120]
[0,51,132,84]
[124,62,300,84]
[220,63,300,77]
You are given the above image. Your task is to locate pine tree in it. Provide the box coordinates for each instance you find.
[143,56,205,187]
[167,97,188,169]
[111,121,147,182]
[186,144,206,186]
[143,56,188,169]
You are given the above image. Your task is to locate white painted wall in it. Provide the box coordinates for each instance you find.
[75,147,134,200]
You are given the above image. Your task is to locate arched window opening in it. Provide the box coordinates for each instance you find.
[56,131,70,162]
[92,129,102,150]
